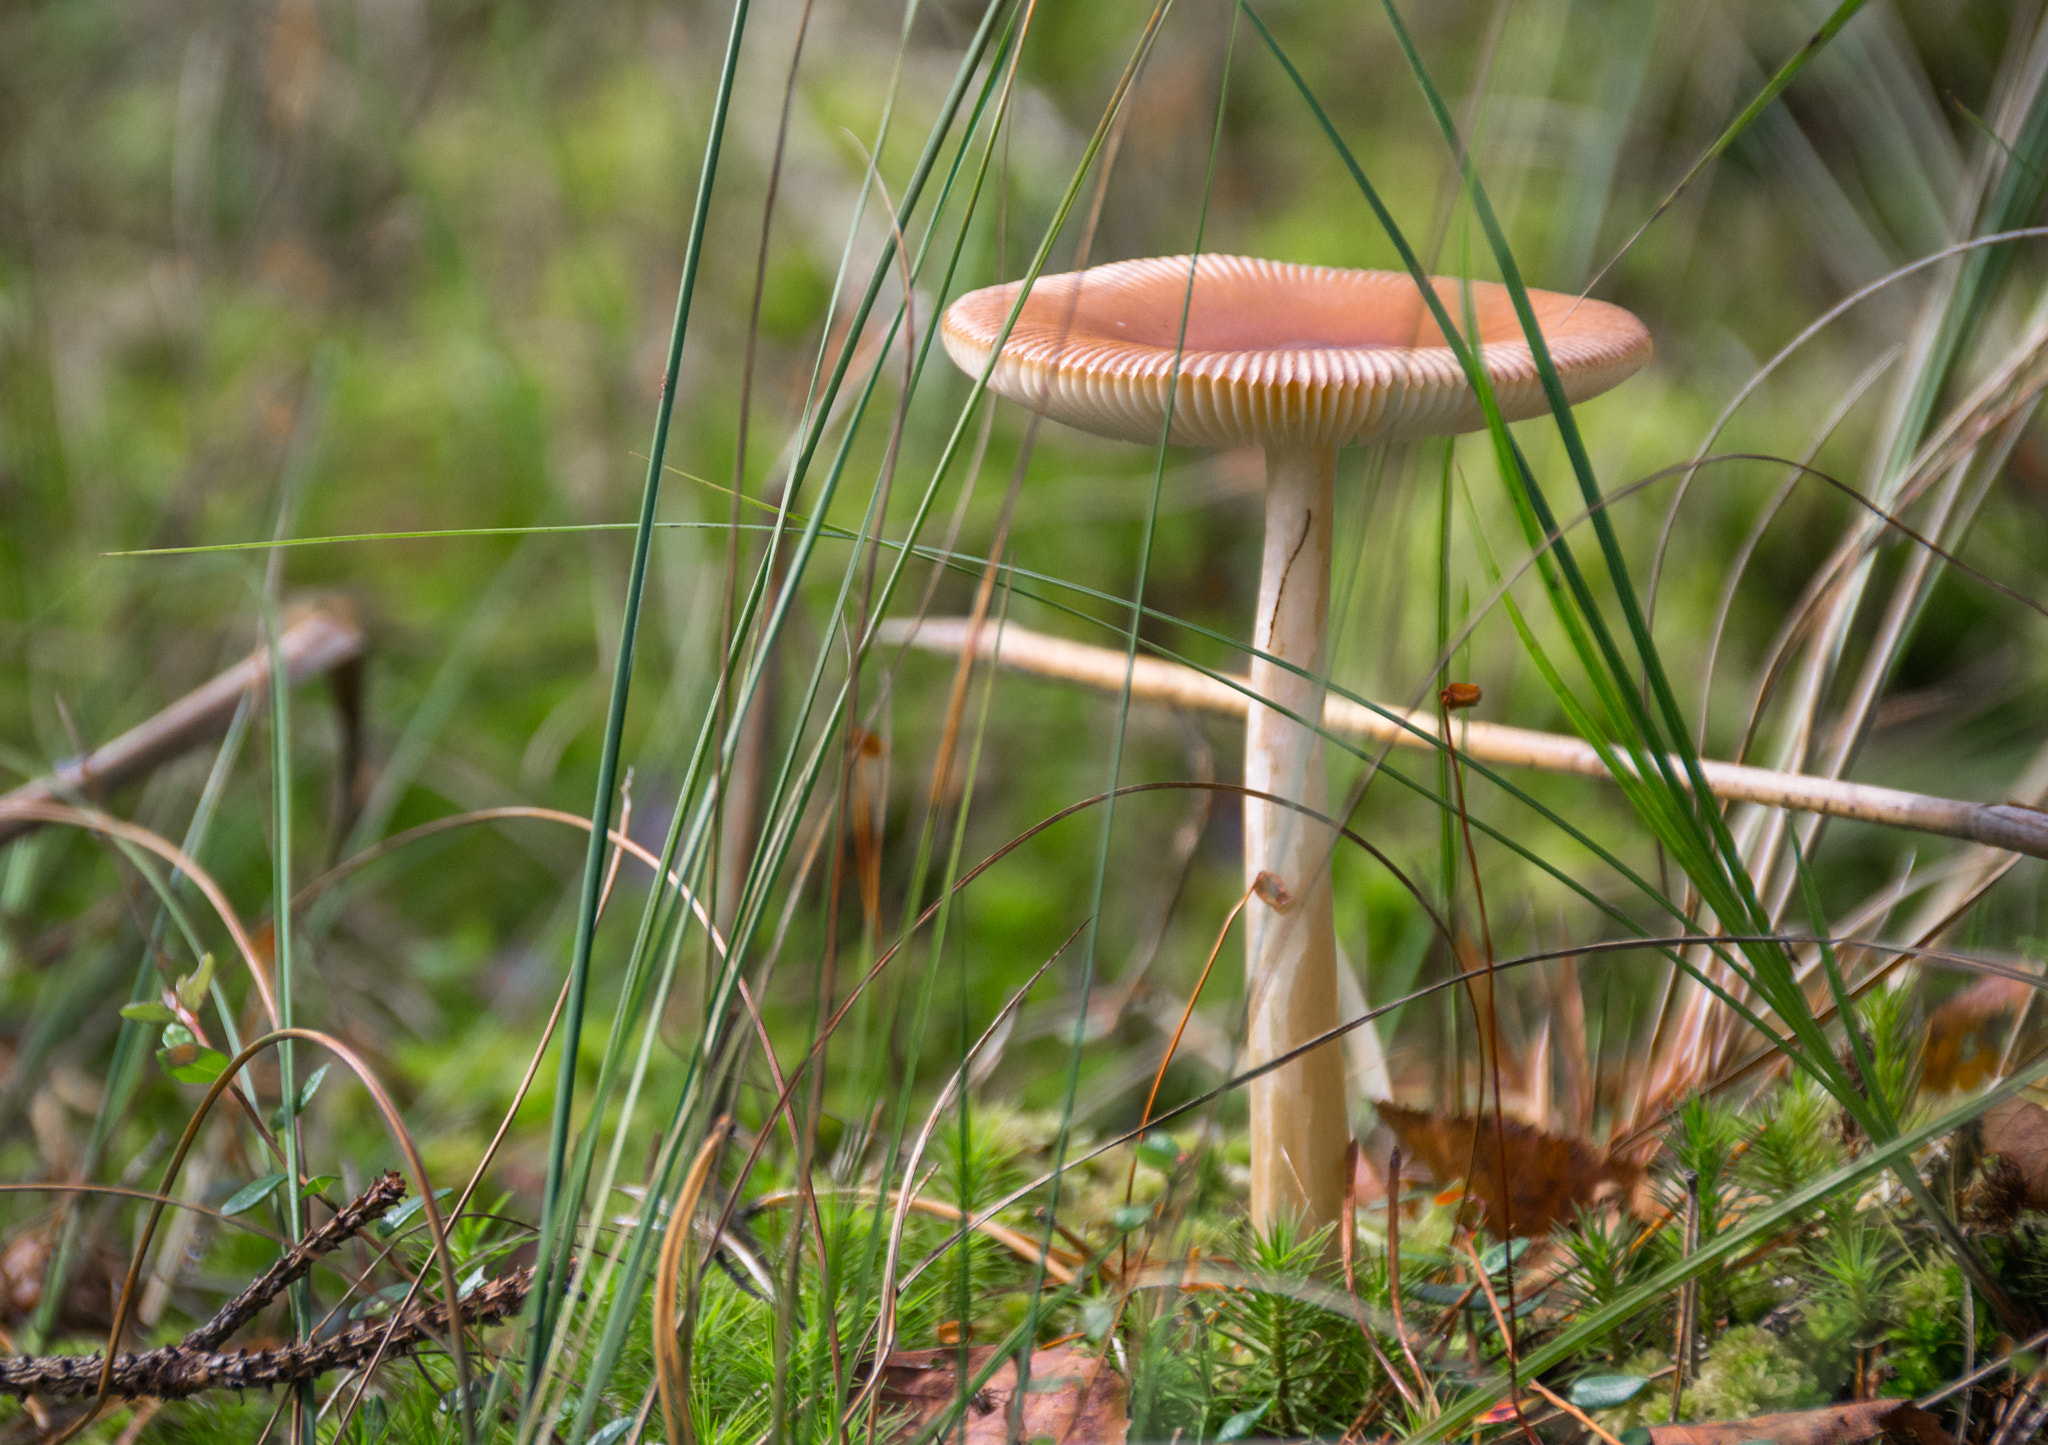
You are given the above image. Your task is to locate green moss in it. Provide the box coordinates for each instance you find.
[1689,1324,1824,1421]
[1883,1262,1962,1399]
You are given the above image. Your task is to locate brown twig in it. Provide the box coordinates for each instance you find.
[1343,1141,1421,1415]
[183,1172,406,1352]
[0,601,367,847]
[0,1171,521,1403]
[1458,1233,1542,1445]
[882,617,2048,860]
[1524,1377,1631,1445]
[0,1268,531,1401]
[1384,1149,1436,1410]
[1671,1170,1702,1421]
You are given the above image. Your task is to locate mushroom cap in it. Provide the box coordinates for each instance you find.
[940,254,1651,449]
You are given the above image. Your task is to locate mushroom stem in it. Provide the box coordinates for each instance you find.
[1243,444,1349,1235]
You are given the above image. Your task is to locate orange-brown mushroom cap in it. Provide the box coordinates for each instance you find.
[940,254,1651,449]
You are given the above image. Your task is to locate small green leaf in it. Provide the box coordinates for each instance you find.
[120,1001,175,1024]
[1218,1401,1271,1442]
[1570,1375,1648,1410]
[273,1063,332,1127]
[222,1173,287,1216]
[1480,1238,1532,1274]
[1408,1281,1482,1307]
[175,954,215,1012]
[588,1422,635,1445]
[160,1023,196,1051]
[1078,1299,1114,1342]
[1134,1131,1179,1171]
[1110,1205,1149,1234]
[302,1175,337,1198]
[379,1188,453,1235]
[158,1043,231,1084]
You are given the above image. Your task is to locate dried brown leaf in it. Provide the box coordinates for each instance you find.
[1649,1398,1954,1445]
[1377,1103,1642,1237]
[870,1344,1127,1445]
[1981,1095,2048,1208]
[1923,976,2035,1093]
[0,1229,120,1333]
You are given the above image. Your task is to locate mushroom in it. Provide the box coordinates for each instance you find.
[940,254,1650,1231]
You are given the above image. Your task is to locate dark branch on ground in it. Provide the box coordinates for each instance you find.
[0,1172,531,1401]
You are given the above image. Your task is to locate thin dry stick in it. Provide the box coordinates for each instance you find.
[1919,1322,2048,1408]
[656,1123,732,1445]
[0,602,365,846]
[1458,1234,1542,1445]
[1671,1170,1701,1421]
[0,800,279,1023]
[1384,1149,1436,1411]
[882,618,2048,860]
[1124,875,1262,1202]
[749,1190,1076,1286]
[1991,1357,2048,1445]
[1523,1378,1631,1445]
[111,1399,160,1445]
[291,804,728,958]
[1342,1142,1421,1416]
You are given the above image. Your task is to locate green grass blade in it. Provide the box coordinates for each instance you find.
[523,0,756,1397]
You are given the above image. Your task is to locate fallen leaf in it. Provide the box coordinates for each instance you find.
[0,1229,121,1333]
[1649,1398,1954,1445]
[867,1344,1127,1445]
[1923,976,2036,1092]
[1981,1095,2048,1208]
[1377,1104,1642,1237]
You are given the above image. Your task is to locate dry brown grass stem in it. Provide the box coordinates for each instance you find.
[0,800,279,1025]
[882,618,2048,860]
[1522,1377,1630,1445]
[656,1122,732,1445]
[748,1188,1078,1285]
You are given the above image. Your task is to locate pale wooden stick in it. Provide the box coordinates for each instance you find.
[880,617,2048,862]
[0,601,366,847]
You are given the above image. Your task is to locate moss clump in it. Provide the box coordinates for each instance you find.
[1689,1324,1823,1421]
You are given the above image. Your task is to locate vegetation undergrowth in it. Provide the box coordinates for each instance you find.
[6,0,2048,1441]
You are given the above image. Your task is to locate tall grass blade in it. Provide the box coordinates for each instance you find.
[523,0,756,1396]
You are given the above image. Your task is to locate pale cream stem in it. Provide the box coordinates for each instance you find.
[1243,444,1349,1234]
